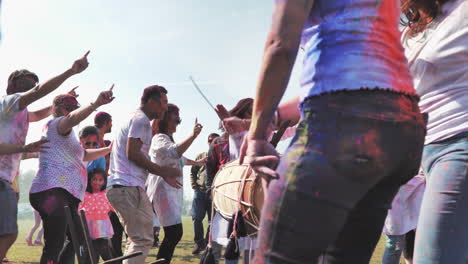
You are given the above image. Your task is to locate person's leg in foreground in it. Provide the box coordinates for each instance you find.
[414,133,468,263]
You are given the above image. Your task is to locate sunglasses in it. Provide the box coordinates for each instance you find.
[85,141,99,148]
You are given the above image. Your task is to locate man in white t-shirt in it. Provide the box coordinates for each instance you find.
[107,85,181,264]
[0,52,89,261]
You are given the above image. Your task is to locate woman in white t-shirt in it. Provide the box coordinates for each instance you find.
[29,87,114,264]
[400,0,468,263]
[147,104,204,264]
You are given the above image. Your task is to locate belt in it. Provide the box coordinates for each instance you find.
[108,184,125,189]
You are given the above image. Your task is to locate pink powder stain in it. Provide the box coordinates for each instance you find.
[42,195,59,215]
[361,129,383,158]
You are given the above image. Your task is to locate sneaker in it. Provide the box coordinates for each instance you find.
[192,243,203,255]
[149,259,167,264]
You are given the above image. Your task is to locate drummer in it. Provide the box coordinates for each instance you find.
[206,98,254,264]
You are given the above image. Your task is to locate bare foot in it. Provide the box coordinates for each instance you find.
[33,240,43,246]
[25,237,33,246]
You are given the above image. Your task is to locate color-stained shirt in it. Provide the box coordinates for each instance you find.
[402,0,468,144]
[0,93,29,183]
[205,136,230,190]
[147,134,184,227]
[300,0,415,99]
[108,109,152,189]
[30,117,87,201]
[79,191,114,239]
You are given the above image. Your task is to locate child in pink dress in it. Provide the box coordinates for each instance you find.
[79,168,115,262]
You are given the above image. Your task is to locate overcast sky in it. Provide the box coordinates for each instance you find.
[1,0,303,199]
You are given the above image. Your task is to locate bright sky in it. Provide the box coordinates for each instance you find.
[0,0,303,199]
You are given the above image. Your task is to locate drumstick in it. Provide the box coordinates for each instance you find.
[270,120,291,148]
[189,76,216,110]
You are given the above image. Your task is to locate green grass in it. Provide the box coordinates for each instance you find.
[7,217,400,264]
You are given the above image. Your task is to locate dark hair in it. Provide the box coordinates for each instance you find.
[158,104,179,138]
[94,112,112,128]
[86,168,107,193]
[229,98,253,119]
[218,98,254,131]
[401,0,450,36]
[7,69,39,95]
[79,126,100,139]
[141,85,168,105]
[208,133,220,140]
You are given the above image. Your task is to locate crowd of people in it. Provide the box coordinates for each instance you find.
[0,0,467,264]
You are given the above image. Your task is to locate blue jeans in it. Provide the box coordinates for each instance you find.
[414,131,468,264]
[253,90,426,264]
[382,230,416,264]
[191,191,211,245]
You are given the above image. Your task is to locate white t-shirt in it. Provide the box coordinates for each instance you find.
[147,134,184,227]
[0,93,29,183]
[384,172,425,235]
[402,0,468,144]
[30,117,87,200]
[107,109,152,189]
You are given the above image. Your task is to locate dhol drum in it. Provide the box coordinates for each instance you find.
[211,159,264,236]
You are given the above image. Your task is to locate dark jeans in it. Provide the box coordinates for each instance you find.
[414,131,468,264]
[253,90,426,264]
[156,223,183,263]
[109,211,124,257]
[191,191,211,245]
[30,188,88,264]
[92,238,114,263]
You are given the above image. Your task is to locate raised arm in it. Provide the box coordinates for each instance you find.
[29,86,80,122]
[18,51,90,110]
[176,118,203,157]
[57,85,114,135]
[28,106,53,122]
[239,0,314,180]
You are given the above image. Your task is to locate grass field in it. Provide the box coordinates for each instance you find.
[6,217,402,264]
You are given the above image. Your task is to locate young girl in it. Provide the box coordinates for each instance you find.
[79,168,115,263]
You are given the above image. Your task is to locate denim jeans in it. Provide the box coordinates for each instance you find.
[382,234,405,264]
[413,131,468,264]
[191,191,211,245]
[382,230,417,264]
[253,90,426,264]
